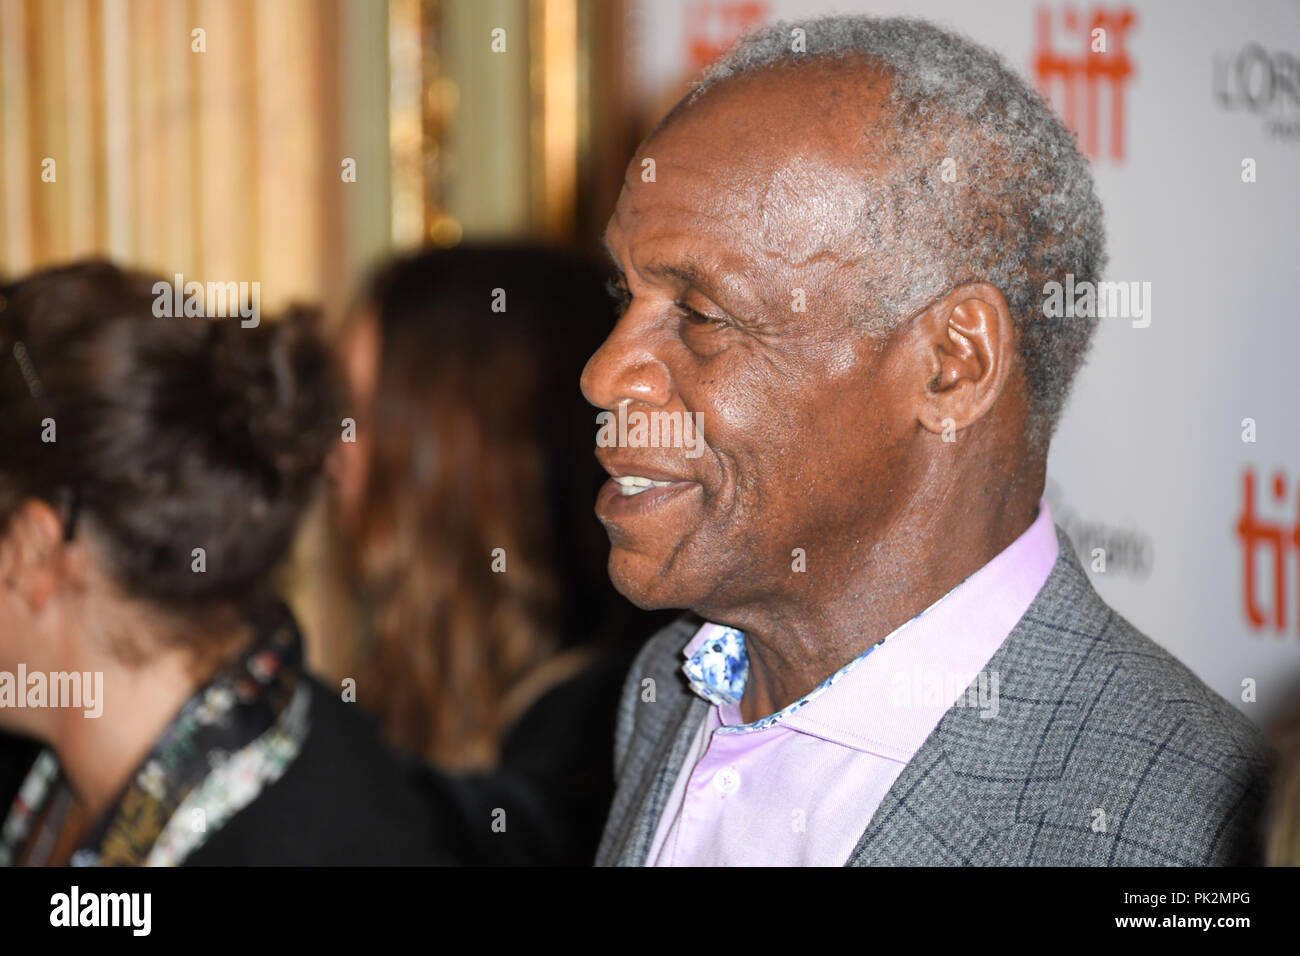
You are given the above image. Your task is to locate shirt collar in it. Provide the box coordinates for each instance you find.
[679,499,1060,755]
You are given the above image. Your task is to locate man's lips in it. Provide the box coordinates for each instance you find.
[594,457,701,517]
[596,476,699,518]
[597,456,696,484]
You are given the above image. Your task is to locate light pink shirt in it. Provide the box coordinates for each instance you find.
[646,501,1060,866]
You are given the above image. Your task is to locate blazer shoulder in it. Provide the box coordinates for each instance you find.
[983,537,1274,864]
[1099,610,1270,767]
[1022,528,1266,767]
[1052,610,1272,865]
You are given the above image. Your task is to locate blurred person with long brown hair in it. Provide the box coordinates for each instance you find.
[332,243,670,864]
[0,261,452,866]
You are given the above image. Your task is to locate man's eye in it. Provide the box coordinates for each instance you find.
[676,301,722,327]
[604,278,631,316]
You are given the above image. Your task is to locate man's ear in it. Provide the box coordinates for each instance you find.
[0,498,68,611]
[913,282,1016,435]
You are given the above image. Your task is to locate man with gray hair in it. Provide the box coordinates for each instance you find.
[583,15,1270,865]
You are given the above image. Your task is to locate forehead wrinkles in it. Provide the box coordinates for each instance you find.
[640,60,892,275]
[611,161,757,285]
[615,155,867,298]
[622,149,755,229]
[757,156,870,271]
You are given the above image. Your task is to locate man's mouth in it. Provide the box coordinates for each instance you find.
[595,459,701,521]
[611,475,679,497]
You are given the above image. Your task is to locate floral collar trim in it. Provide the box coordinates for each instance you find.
[682,588,957,735]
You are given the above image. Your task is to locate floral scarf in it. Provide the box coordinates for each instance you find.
[0,601,312,867]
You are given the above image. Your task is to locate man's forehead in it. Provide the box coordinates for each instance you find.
[659,57,892,156]
[608,62,894,261]
[602,212,752,287]
[608,145,876,280]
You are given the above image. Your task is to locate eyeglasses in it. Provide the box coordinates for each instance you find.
[0,289,81,542]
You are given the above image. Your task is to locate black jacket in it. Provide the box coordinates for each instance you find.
[0,682,452,866]
[413,639,640,865]
[183,674,454,866]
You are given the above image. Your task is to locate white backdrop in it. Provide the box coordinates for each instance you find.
[625,0,1300,727]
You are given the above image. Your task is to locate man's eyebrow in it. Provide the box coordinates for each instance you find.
[643,260,703,286]
[599,239,706,288]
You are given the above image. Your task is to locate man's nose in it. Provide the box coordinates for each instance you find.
[580,319,672,411]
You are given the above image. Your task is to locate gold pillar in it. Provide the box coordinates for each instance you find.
[530,0,577,240]
[0,0,369,315]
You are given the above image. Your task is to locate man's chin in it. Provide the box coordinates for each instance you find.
[607,547,697,611]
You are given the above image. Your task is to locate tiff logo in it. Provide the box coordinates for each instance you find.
[684,0,769,74]
[1033,4,1137,163]
[1237,467,1300,634]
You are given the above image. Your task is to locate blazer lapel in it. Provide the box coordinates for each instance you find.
[847,743,998,865]
[607,693,709,866]
[848,526,1106,865]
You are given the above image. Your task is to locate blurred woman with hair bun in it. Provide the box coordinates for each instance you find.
[0,260,451,866]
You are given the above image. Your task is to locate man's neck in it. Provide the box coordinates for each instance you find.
[732,491,1041,725]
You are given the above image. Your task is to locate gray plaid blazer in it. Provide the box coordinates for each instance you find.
[596,525,1273,866]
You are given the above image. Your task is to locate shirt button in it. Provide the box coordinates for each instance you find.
[713,767,741,795]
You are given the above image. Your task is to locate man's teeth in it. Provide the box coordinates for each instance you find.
[613,475,676,496]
